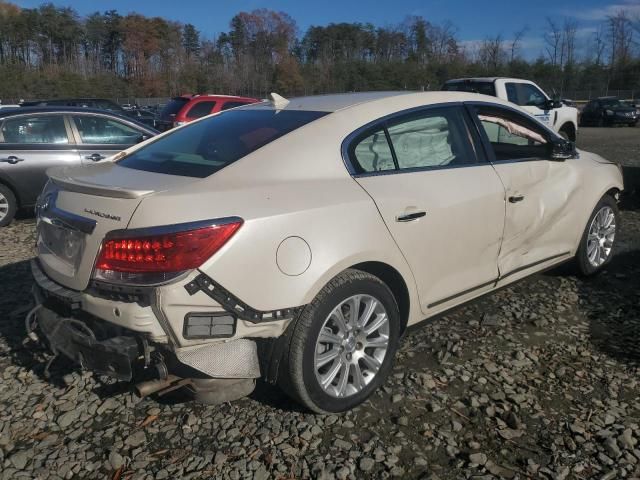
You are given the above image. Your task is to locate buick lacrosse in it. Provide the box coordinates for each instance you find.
[30,91,623,413]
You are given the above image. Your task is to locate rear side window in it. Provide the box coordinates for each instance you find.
[443,81,496,97]
[118,109,327,178]
[1,115,69,144]
[352,129,395,172]
[186,101,216,119]
[349,107,477,173]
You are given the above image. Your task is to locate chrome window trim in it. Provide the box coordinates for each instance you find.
[341,101,485,178]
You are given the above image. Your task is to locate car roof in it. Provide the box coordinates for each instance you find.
[243,91,513,113]
[177,94,257,101]
[0,107,158,132]
[22,97,116,103]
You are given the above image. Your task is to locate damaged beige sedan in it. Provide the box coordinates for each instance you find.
[29,91,623,413]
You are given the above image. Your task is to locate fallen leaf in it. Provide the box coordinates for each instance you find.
[112,465,124,480]
[137,415,158,428]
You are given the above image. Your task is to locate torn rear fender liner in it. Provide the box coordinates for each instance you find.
[29,260,295,403]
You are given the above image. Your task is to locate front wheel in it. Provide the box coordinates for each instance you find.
[280,269,400,413]
[575,195,619,276]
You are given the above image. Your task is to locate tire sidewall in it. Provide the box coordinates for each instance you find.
[0,185,16,227]
[300,277,400,413]
[577,195,619,275]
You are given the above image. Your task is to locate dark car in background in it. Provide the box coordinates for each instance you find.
[0,107,157,226]
[580,96,639,127]
[20,98,159,129]
[156,94,259,131]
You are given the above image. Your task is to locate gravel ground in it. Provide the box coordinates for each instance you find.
[1,129,639,480]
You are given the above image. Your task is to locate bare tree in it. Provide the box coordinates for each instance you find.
[563,19,578,67]
[608,11,634,67]
[509,27,528,62]
[479,34,505,71]
[544,17,562,66]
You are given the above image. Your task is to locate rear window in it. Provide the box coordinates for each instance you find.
[160,97,190,120]
[442,81,496,97]
[117,109,327,178]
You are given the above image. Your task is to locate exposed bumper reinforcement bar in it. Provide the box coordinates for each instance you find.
[184,273,304,323]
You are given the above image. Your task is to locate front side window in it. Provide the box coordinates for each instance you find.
[186,101,216,119]
[506,83,518,104]
[118,109,328,178]
[474,105,549,161]
[73,116,142,144]
[0,115,69,144]
[506,83,548,108]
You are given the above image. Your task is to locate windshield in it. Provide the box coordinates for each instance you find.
[117,109,328,178]
[442,81,496,96]
[600,98,630,108]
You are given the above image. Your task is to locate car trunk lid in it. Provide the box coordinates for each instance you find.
[37,162,194,291]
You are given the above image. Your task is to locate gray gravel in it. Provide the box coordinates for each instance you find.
[1,129,639,479]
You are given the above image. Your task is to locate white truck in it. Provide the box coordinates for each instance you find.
[442,77,579,141]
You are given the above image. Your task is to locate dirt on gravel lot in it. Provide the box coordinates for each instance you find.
[0,128,639,480]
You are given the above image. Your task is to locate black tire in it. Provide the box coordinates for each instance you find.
[558,129,570,140]
[0,184,17,227]
[279,269,401,413]
[575,194,619,276]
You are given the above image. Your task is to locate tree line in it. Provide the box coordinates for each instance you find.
[0,1,638,101]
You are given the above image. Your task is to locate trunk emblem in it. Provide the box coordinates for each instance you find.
[83,208,121,222]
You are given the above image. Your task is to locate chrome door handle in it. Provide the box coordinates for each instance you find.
[0,155,24,164]
[396,211,426,222]
[85,153,105,161]
[508,195,525,203]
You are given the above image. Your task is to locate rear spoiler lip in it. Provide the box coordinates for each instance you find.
[49,175,151,199]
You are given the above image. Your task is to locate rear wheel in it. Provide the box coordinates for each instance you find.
[575,195,619,276]
[0,184,17,227]
[280,269,400,413]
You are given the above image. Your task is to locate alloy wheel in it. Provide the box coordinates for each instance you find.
[0,191,8,222]
[314,294,390,398]
[586,206,616,267]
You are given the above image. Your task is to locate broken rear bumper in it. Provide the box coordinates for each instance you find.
[31,259,262,384]
[38,306,140,381]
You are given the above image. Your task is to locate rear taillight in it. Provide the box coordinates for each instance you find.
[93,220,242,285]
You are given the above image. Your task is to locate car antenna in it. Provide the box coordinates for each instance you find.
[268,92,289,110]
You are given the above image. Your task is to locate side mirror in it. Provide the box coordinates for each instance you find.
[549,138,576,161]
[544,98,562,110]
[136,134,150,143]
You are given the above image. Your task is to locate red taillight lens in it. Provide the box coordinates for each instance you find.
[95,221,242,275]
